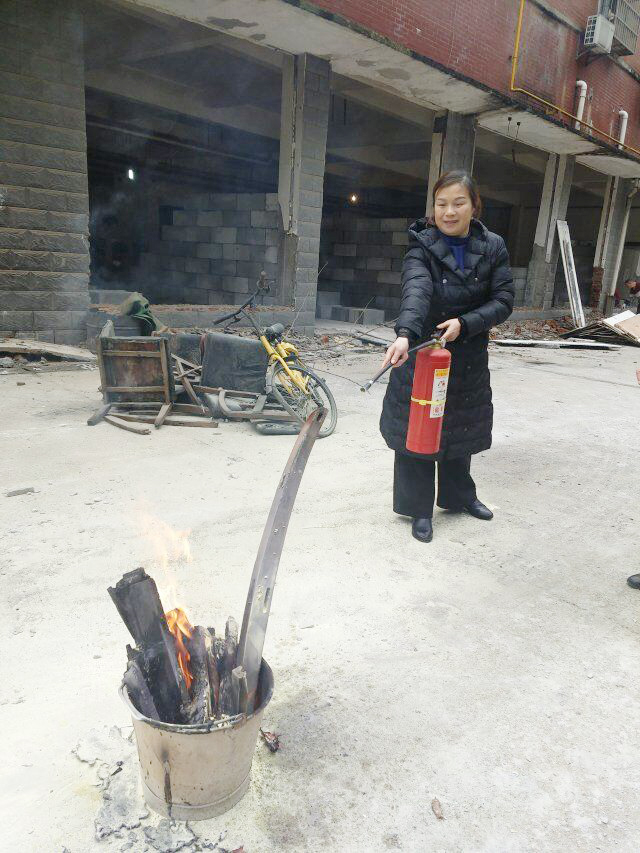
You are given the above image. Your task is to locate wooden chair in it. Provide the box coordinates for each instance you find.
[89,336,176,432]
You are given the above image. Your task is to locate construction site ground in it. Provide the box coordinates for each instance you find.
[2,338,640,852]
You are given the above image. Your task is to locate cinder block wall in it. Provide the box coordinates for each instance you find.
[91,187,282,307]
[0,0,90,345]
[321,212,529,314]
[512,267,527,307]
[319,211,408,319]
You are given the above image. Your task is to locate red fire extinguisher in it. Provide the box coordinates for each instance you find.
[406,341,451,455]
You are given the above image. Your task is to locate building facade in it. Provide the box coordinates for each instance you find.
[2,0,640,343]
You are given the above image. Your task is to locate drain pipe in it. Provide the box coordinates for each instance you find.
[618,109,629,150]
[605,178,640,313]
[575,80,587,130]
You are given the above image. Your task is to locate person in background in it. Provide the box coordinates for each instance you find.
[379,171,515,543]
[624,279,640,312]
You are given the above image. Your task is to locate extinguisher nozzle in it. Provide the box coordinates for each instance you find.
[360,381,372,392]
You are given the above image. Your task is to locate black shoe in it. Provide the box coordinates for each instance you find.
[627,574,640,589]
[464,499,494,521]
[412,517,433,543]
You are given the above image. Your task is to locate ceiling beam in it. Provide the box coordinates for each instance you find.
[85,66,281,138]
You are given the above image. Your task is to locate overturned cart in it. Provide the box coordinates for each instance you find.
[109,409,326,819]
[91,328,337,437]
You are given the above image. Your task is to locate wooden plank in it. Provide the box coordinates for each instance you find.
[0,338,96,362]
[110,401,167,409]
[102,351,162,358]
[104,415,151,435]
[158,338,171,405]
[557,221,586,328]
[181,373,205,410]
[176,367,200,379]
[172,354,201,371]
[87,403,112,425]
[113,403,205,415]
[97,338,109,404]
[103,384,166,393]
[491,339,621,350]
[154,403,172,429]
[113,412,218,428]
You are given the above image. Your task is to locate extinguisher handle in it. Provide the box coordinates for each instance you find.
[360,332,443,392]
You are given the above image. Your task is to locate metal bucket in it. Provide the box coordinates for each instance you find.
[120,660,274,820]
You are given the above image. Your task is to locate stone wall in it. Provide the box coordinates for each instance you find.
[0,0,90,345]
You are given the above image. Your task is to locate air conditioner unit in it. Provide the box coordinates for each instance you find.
[584,14,615,52]
[599,0,640,55]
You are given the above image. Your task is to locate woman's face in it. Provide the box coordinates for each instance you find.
[433,183,475,237]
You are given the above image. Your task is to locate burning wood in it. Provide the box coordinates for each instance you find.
[110,568,249,726]
[110,410,327,731]
[108,569,188,723]
[165,608,194,690]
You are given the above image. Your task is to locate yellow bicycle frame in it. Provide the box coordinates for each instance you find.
[259,334,310,394]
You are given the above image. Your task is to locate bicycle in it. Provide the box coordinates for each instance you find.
[210,273,338,437]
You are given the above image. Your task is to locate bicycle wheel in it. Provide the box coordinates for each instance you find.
[268,362,338,437]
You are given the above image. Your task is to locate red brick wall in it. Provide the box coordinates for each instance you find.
[310,0,640,155]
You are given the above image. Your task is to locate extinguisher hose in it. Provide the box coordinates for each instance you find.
[360,333,443,392]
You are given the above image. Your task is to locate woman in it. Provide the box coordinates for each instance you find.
[379,170,514,543]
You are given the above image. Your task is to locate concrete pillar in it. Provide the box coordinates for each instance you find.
[592,176,636,312]
[525,153,575,309]
[426,112,476,216]
[0,0,90,345]
[507,204,526,267]
[277,54,330,334]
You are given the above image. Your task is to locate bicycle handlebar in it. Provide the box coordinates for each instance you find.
[210,271,272,330]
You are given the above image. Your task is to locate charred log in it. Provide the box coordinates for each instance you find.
[109,569,188,723]
[183,626,212,724]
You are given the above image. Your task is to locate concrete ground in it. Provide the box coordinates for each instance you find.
[2,340,640,852]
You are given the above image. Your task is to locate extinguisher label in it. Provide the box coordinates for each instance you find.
[430,368,449,418]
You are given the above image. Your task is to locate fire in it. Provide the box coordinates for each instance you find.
[165,607,195,691]
[137,510,193,611]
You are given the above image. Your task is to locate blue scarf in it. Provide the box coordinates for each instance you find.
[440,232,470,272]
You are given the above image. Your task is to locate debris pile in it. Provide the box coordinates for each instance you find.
[562,309,640,347]
[110,568,248,725]
[490,315,576,341]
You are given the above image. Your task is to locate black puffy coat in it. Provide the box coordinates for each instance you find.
[380,218,514,460]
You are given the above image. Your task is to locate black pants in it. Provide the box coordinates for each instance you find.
[393,452,477,518]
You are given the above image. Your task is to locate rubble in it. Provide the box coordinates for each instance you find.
[562,310,640,347]
[490,315,577,341]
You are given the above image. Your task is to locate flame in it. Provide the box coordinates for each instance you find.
[137,510,193,610]
[165,607,195,691]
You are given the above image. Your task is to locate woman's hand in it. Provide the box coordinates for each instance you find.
[382,336,410,369]
[437,318,462,342]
